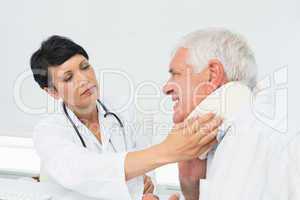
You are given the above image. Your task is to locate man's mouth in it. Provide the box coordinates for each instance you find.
[81,85,97,96]
[172,97,180,110]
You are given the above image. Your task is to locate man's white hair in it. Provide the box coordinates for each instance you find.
[175,28,257,89]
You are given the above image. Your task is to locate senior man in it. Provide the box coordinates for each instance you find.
[163,28,284,200]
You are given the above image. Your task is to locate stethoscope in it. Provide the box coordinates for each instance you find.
[62,99,127,151]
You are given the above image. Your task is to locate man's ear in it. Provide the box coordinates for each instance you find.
[207,59,226,89]
[44,87,60,100]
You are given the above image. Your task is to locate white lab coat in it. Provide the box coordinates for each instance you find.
[33,97,152,200]
[187,82,286,200]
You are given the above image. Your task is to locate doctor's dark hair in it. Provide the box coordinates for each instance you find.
[30,35,89,89]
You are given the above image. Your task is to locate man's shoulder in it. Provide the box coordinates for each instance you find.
[234,107,284,137]
[218,106,285,159]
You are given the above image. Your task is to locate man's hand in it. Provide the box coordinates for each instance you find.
[142,193,180,200]
[143,175,155,194]
[168,193,180,200]
[179,158,207,200]
[142,194,159,200]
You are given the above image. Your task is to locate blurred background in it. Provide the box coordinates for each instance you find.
[0,0,299,186]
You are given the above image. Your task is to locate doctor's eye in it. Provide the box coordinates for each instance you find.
[81,63,91,70]
[63,75,73,82]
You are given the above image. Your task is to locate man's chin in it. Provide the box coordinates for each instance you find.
[173,113,185,124]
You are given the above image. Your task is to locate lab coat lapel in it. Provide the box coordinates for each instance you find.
[60,100,81,130]
[98,101,126,152]
[61,100,103,150]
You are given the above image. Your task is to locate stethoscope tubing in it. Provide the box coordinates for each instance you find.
[62,100,125,151]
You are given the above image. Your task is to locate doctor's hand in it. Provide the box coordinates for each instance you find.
[160,113,221,163]
[124,113,221,181]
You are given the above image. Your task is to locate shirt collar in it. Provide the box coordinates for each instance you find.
[60,99,105,128]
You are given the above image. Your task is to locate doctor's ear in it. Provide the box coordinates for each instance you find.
[207,59,227,89]
[44,87,60,100]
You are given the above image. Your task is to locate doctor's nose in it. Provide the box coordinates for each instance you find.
[77,73,89,87]
[78,79,89,88]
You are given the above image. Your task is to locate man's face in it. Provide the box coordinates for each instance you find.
[46,54,99,109]
[163,48,211,123]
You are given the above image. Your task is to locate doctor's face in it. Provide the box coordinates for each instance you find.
[47,54,99,108]
[163,48,211,123]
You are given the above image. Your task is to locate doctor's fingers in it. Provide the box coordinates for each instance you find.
[178,115,222,136]
[187,136,218,160]
[184,128,218,155]
[173,113,215,131]
[196,128,219,146]
[191,116,223,135]
[198,137,218,155]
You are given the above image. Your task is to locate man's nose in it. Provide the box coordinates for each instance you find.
[163,81,173,95]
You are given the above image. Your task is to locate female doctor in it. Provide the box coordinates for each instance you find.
[30,35,221,200]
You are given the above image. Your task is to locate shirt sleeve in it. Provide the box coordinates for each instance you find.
[33,120,132,200]
[288,133,300,200]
